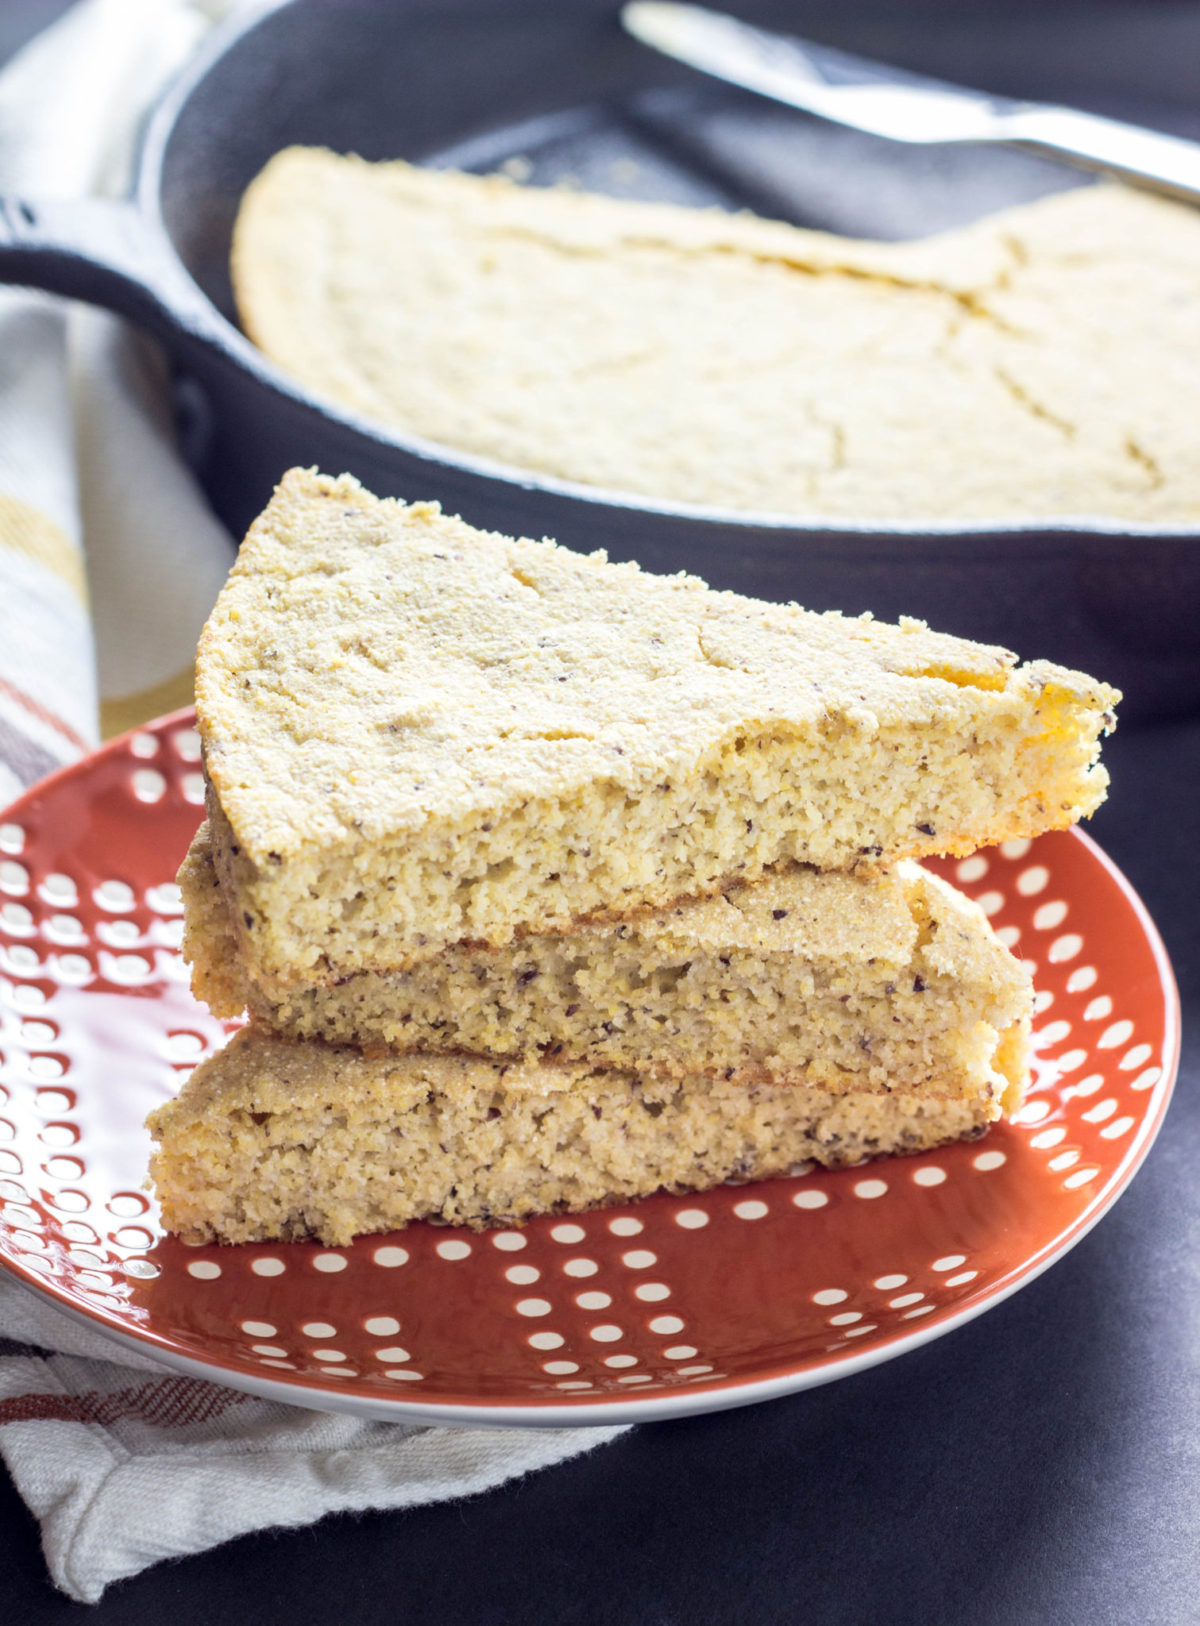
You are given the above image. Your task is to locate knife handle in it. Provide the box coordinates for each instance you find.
[1005,106,1200,206]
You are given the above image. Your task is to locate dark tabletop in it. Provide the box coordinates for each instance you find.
[3,3,1199,1622]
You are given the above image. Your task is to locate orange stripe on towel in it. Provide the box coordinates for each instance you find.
[0,674,91,755]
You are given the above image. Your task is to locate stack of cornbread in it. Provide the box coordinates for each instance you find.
[148,470,1118,1245]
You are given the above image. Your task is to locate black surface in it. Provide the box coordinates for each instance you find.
[3,3,1200,1620]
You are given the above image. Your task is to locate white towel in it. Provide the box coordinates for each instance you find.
[0,1273,625,1606]
[0,0,235,795]
[0,0,625,1602]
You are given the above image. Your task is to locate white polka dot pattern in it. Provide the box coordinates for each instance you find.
[733,1199,769,1220]
[973,1151,1007,1172]
[562,1257,598,1278]
[0,725,1180,1412]
[575,1291,611,1311]
[853,1179,888,1200]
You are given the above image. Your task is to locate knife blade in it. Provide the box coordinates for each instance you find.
[621,2,1200,205]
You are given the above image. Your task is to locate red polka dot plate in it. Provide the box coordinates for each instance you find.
[0,712,1179,1426]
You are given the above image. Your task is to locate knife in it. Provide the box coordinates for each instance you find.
[621,1,1200,205]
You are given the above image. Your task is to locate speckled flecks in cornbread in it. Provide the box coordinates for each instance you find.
[146,1026,1024,1245]
[233,150,1200,523]
[181,822,1031,1098]
[197,470,1115,983]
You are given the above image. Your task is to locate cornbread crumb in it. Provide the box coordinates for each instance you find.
[197,469,1116,984]
[147,1026,1025,1245]
[182,821,1032,1098]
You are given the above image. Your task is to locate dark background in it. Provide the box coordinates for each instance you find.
[2,3,1197,1621]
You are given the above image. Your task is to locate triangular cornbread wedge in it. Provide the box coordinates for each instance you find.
[181,821,1031,1101]
[234,151,1200,522]
[147,1025,1024,1245]
[197,469,1115,983]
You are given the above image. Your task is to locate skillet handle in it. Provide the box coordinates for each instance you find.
[0,194,223,355]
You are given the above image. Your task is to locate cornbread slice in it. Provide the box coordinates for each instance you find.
[198,470,1115,984]
[181,821,1031,1099]
[234,151,1200,522]
[147,1025,1025,1245]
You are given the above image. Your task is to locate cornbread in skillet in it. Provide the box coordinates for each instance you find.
[234,151,1200,523]
[182,822,1032,1099]
[197,470,1115,985]
[147,1024,1026,1245]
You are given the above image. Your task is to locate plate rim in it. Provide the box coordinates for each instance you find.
[0,719,1181,1428]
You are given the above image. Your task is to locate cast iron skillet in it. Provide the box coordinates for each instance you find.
[0,0,1196,720]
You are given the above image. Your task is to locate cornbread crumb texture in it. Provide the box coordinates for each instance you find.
[234,149,1200,522]
[147,1028,1018,1246]
[180,827,246,1015]
[197,470,1115,981]
[182,822,1032,1098]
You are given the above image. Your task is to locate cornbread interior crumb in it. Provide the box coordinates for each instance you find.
[182,821,1032,1098]
[147,1026,1025,1246]
[197,469,1116,984]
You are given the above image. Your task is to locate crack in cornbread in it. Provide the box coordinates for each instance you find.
[147,1026,1025,1245]
[182,822,1032,1098]
[197,470,1115,983]
[234,151,1200,522]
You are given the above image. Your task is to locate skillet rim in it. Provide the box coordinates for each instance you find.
[129,0,1200,545]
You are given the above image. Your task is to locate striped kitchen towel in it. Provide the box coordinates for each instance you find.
[0,0,235,805]
[0,1271,625,1604]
